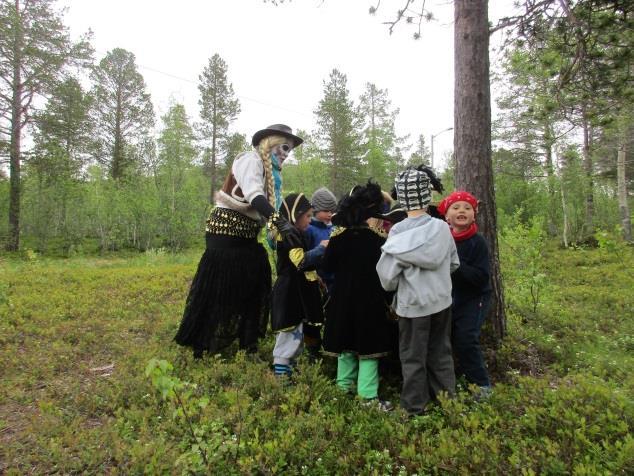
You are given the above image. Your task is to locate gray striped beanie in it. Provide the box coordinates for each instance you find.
[395,168,432,211]
[311,187,337,213]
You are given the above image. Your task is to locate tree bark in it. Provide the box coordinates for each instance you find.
[617,142,632,242]
[561,184,569,248]
[210,129,217,204]
[112,88,123,179]
[581,109,594,238]
[543,124,558,236]
[454,0,506,344]
[7,0,23,252]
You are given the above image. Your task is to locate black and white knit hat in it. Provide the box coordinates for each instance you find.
[311,187,337,213]
[395,168,432,211]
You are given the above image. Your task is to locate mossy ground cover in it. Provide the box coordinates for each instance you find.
[0,245,632,474]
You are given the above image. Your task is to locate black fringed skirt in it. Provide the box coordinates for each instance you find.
[174,232,271,353]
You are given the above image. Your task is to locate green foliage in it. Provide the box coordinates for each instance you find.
[89,48,155,180]
[493,148,549,230]
[595,225,628,260]
[0,0,92,251]
[357,82,403,189]
[408,134,432,167]
[197,53,241,198]
[155,103,203,250]
[314,69,363,196]
[18,78,91,254]
[500,213,549,317]
[498,236,634,389]
[282,157,329,198]
[12,161,208,255]
[1,244,632,473]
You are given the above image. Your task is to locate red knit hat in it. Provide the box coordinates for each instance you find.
[437,191,478,216]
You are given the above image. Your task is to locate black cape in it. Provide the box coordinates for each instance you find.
[270,236,324,332]
[322,226,396,358]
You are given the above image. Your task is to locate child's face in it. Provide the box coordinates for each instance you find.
[295,208,313,232]
[445,200,475,232]
[314,210,332,223]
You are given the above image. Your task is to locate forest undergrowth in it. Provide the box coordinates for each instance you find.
[0,232,632,475]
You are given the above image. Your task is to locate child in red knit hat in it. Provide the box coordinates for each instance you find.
[438,191,492,396]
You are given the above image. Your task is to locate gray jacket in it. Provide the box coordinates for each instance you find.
[376,214,459,318]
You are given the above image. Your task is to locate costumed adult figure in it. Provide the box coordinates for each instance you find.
[175,124,304,358]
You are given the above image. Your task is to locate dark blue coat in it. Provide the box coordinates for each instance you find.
[452,233,491,309]
[306,218,335,291]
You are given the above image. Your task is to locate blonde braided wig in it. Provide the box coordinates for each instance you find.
[257,135,288,208]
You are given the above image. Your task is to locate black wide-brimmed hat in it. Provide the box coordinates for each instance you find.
[251,124,304,148]
[377,201,407,224]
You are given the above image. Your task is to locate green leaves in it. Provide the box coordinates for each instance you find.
[89,48,155,180]
[145,358,177,399]
[2,246,632,474]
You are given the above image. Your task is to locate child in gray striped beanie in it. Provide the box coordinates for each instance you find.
[311,187,338,214]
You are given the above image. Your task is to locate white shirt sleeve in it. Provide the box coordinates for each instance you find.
[232,151,266,203]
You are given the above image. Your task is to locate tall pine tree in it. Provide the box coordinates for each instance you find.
[89,48,155,180]
[357,82,402,190]
[454,0,506,342]
[197,53,240,202]
[314,69,362,196]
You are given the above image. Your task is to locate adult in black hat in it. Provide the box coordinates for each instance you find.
[175,124,303,358]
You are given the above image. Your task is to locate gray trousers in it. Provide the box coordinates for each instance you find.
[273,322,304,366]
[399,307,455,415]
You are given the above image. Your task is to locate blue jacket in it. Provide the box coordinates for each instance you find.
[306,219,332,248]
[306,218,334,291]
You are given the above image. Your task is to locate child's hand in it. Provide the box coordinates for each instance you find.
[320,240,329,248]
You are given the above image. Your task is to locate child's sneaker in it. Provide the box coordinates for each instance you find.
[273,363,293,377]
[362,398,394,412]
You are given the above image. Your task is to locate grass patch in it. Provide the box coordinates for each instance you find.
[1,244,632,474]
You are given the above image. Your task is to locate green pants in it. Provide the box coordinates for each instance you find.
[337,352,379,400]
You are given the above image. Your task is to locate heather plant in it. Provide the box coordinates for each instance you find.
[499,213,549,317]
[595,225,628,260]
[1,244,632,474]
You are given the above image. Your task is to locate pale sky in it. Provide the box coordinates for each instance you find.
[60,0,514,170]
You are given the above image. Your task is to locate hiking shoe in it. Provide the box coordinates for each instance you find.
[362,398,394,412]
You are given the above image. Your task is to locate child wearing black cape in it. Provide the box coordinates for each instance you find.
[322,181,396,411]
[271,193,325,378]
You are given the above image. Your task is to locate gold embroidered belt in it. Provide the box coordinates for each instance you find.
[206,208,261,239]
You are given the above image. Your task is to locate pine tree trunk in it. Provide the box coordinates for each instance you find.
[210,130,217,203]
[559,151,570,248]
[561,184,569,248]
[581,110,594,238]
[331,151,339,196]
[454,0,506,345]
[113,93,123,179]
[7,13,22,252]
[544,125,558,236]
[617,142,632,242]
